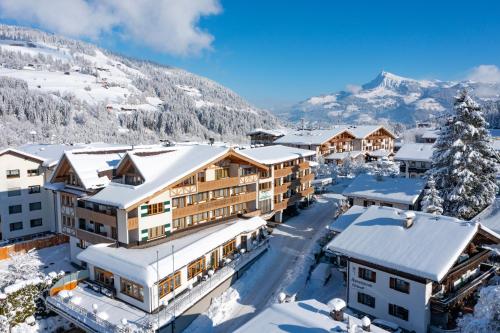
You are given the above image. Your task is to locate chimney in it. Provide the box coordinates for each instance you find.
[361,316,371,331]
[328,298,346,322]
[401,211,416,229]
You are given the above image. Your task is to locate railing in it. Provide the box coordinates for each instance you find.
[274,200,288,211]
[50,270,89,296]
[75,229,115,245]
[172,192,256,219]
[300,173,314,183]
[274,167,293,178]
[197,177,240,192]
[127,217,139,230]
[76,207,117,227]
[300,187,314,197]
[141,239,269,328]
[274,182,291,194]
[298,161,310,170]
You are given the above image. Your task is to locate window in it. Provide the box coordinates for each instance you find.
[239,167,256,176]
[27,168,39,177]
[147,202,164,215]
[213,188,230,198]
[214,206,229,218]
[9,205,22,214]
[357,292,375,308]
[95,267,114,286]
[29,202,42,211]
[223,239,236,257]
[188,257,206,279]
[148,225,165,239]
[30,218,43,228]
[363,200,376,207]
[6,169,20,178]
[233,186,247,195]
[389,303,409,321]
[179,176,195,186]
[29,185,41,194]
[390,277,410,294]
[172,197,185,208]
[215,168,229,180]
[120,278,144,301]
[7,188,21,197]
[358,267,376,282]
[62,194,74,207]
[9,222,23,231]
[158,271,181,298]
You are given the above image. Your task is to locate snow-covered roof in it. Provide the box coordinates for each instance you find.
[473,198,500,235]
[234,298,389,333]
[238,145,315,165]
[492,139,500,152]
[326,206,492,281]
[86,145,231,208]
[394,143,435,162]
[342,174,426,205]
[347,125,395,139]
[17,143,85,167]
[325,150,364,160]
[422,129,439,139]
[327,205,367,233]
[64,148,130,190]
[77,217,267,286]
[0,147,45,164]
[275,127,350,145]
[366,149,391,157]
[247,128,286,137]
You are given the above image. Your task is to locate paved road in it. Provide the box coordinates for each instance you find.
[185,193,339,333]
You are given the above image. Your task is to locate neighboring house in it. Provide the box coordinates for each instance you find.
[247,128,286,146]
[235,298,389,333]
[275,127,356,158]
[394,143,435,178]
[473,197,500,235]
[421,129,439,143]
[326,206,499,333]
[238,145,316,222]
[324,150,365,166]
[349,125,396,157]
[0,149,53,242]
[342,174,426,210]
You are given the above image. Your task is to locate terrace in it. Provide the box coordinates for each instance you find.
[46,239,269,333]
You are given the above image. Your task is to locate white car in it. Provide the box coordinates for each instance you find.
[371,319,402,333]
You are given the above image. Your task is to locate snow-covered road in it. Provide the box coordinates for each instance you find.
[185,192,341,333]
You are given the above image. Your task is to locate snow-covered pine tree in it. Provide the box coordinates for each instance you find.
[421,175,443,215]
[368,156,400,179]
[431,90,499,220]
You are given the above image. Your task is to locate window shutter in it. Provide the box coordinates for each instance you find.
[140,205,148,217]
[163,201,170,212]
[141,229,148,241]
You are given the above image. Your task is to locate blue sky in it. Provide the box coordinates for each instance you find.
[1,0,500,109]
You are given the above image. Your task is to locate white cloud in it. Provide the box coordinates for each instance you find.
[0,0,222,56]
[467,65,500,84]
[346,84,362,94]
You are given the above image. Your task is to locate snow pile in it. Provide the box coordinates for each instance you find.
[457,285,500,333]
[3,278,42,295]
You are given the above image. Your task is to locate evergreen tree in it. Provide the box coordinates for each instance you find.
[421,175,443,215]
[431,90,499,220]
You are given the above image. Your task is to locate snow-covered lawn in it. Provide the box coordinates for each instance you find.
[185,192,344,333]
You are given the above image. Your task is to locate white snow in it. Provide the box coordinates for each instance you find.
[275,127,351,145]
[394,143,435,162]
[238,145,316,165]
[307,94,337,105]
[473,198,500,235]
[77,217,267,286]
[326,206,489,281]
[327,205,367,233]
[414,97,445,112]
[342,173,426,205]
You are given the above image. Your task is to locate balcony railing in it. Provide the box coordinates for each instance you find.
[274,182,291,194]
[274,167,293,178]
[300,173,314,183]
[197,177,240,192]
[431,263,497,313]
[172,192,256,219]
[300,187,314,197]
[274,200,288,211]
[75,228,115,245]
[76,207,117,227]
[127,217,139,230]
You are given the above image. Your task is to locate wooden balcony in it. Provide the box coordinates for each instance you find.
[298,161,310,170]
[300,187,314,197]
[172,192,257,219]
[197,177,240,192]
[75,228,115,245]
[127,217,139,230]
[274,200,288,211]
[274,166,293,178]
[274,182,291,194]
[300,173,314,183]
[76,207,117,227]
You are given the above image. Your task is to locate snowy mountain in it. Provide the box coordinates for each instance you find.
[284,71,500,126]
[0,25,279,147]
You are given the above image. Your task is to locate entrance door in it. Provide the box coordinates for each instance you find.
[241,235,248,251]
[211,249,219,269]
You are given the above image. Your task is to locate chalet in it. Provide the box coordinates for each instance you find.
[473,198,500,235]
[394,143,435,178]
[247,128,286,146]
[238,145,316,222]
[348,125,396,159]
[326,206,499,333]
[275,127,356,158]
[342,174,426,210]
[324,150,364,166]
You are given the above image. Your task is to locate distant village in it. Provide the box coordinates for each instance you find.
[1,97,499,333]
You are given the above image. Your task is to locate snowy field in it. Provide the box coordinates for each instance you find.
[185,191,346,333]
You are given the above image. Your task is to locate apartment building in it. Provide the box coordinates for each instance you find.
[394,143,435,178]
[327,206,499,333]
[343,174,426,210]
[247,128,286,146]
[0,148,53,242]
[239,145,316,222]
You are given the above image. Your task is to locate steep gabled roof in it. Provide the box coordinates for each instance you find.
[394,143,435,162]
[0,147,45,164]
[238,145,316,165]
[347,125,396,139]
[275,127,351,145]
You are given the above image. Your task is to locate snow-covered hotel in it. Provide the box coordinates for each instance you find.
[327,206,499,333]
[45,143,316,331]
[271,125,396,162]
